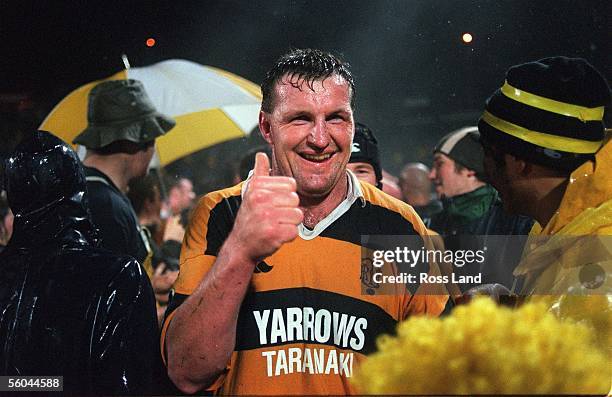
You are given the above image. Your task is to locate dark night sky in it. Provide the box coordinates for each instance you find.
[1,0,610,172]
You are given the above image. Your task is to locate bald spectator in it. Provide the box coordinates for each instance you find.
[399,162,442,227]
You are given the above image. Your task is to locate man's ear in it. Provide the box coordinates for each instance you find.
[505,153,529,177]
[258,111,273,144]
[142,196,155,214]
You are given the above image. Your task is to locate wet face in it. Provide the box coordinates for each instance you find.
[259,74,354,199]
[429,153,473,199]
[347,162,377,186]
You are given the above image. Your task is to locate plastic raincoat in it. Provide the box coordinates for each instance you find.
[0,132,161,395]
[514,136,612,355]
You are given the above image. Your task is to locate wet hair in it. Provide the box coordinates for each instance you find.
[127,174,160,215]
[261,48,355,113]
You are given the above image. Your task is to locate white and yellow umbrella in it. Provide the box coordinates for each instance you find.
[40,59,262,166]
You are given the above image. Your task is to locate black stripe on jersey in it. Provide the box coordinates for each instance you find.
[322,201,427,295]
[321,200,420,247]
[204,195,242,256]
[164,290,188,322]
[235,287,397,355]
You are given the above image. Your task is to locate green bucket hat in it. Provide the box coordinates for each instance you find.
[73,79,176,149]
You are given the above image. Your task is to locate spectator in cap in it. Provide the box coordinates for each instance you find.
[73,79,175,276]
[347,122,383,188]
[478,57,611,341]
[429,126,533,293]
[428,126,498,235]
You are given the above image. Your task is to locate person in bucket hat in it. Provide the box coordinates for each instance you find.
[74,79,175,149]
[76,79,176,275]
[477,57,611,355]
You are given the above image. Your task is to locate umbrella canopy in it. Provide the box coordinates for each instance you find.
[40,59,262,166]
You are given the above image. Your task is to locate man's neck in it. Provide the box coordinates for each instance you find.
[529,177,568,228]
[139,213,161,227]
[299,174,349,229]
[83,154,131,193]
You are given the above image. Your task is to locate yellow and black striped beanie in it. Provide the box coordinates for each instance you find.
[478,57,610,171]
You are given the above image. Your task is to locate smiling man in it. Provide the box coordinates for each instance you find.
[162,49,447,395]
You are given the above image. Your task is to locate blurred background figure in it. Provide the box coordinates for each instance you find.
[128,174,164,244]
[236,145,273,183]
[428,126,496,235]
[0,191,13,253]
[0,131,161,394]
[151,240,181,325]
[162,175,196,218]
[381,170,403,200]
[399,162,441,227]
[73,79,175,277]
[347,122,383,188]
[128,174,181,324]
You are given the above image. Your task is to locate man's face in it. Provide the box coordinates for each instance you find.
[429,153,473,199]
[148,185,163,218]
[483,147,522,214]
[259,74,354,199]
[175,178,195,211]
[347,162,377,186]
[134,143,156,178]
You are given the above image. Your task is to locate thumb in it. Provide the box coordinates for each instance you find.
[253,152,271,176]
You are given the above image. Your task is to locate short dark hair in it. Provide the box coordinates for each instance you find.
[164,174,192,191]
[91,139,154,155]
[127,174,160,215]
[261,48,355,113]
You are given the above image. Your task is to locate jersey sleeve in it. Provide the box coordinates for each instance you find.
[160,187,242,380]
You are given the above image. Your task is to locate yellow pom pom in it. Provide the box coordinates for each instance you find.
[352,298,610,395]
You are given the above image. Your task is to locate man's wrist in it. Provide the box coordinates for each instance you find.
[219,234,259,270]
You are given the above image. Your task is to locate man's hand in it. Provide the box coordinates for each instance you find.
[163,215,186,242]
[229,152,303,264]
[457,283,517,307]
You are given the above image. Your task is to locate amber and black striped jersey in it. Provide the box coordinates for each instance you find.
[161,172,448,395]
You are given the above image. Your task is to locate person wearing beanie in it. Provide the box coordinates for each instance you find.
[347,122,383,189]
[429,126,533,293]
[478,57,611,354]
[74,79,176,275]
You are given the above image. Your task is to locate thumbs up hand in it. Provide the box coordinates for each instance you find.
[229,153,303,265]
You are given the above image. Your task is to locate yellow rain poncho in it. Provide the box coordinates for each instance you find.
[515,136,611,355]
